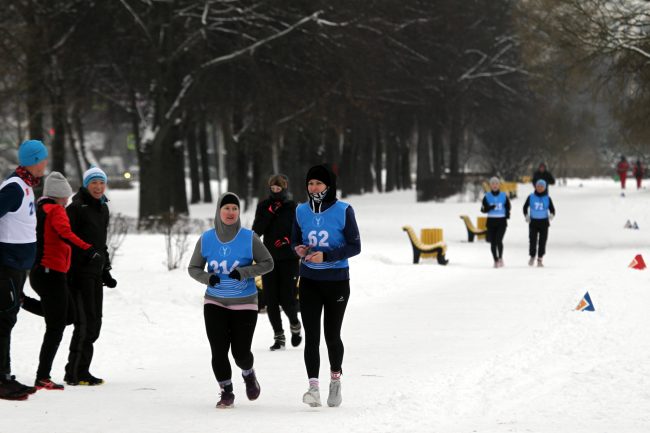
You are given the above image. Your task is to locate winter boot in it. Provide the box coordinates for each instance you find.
[270,332,286,351]
[216,383,235,409]
[528,257,535,267]
[0,376,34,401]
[73,374,104,386]
[497,258,505,268]
[290,323,302,347]
[35,377,64,390]
[242,369,261,401]
[0,386,29,401]
[303,385,322,407]
[537,257,544,267]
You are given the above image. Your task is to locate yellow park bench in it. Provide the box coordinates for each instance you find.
[459,215,488,242]
[402,226,449,265]
[482,181,518,199]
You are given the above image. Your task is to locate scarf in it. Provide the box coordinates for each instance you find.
[15,166,40,187]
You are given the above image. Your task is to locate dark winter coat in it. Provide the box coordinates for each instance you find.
[66,187,110,277]
[252,192,297,262]
[532,169,556,188]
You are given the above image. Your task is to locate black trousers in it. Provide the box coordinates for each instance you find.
[30,266,69,380]
[299,277,350,379]
[65,273,103,381]
[486,218,507,261]
[263,259,300,334]
[204,304,257,383]
[529,220,550,258]
[0,266,27,377]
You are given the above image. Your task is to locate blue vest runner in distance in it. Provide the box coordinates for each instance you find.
[486,192,507,218]
[200,228,256,299]
[529,194,550,219]
[296,201,350,270]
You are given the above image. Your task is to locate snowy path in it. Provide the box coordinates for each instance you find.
[4,179,650,432]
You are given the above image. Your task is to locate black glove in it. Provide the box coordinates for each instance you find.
[228,269,241,281]
[274,236,291,249]
[488,204,496,210]
[209,274,220,287]
[102,269,117,288]
[268,201,283,214]
[84,247,102,264]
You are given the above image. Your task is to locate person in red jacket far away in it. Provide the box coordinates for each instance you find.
[28,172,100,391]
[633,160,644,189]
[617,155,630,189]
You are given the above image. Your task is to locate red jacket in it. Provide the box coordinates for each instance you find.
[35,198,91,273]
[617,161,630,174]
[634,163,644,178]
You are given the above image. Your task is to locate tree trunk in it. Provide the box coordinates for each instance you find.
[374,123,383,193]
[186,112,201,204]
[198,107,213,203]
[363,122,374,193]
[49,54,66,175]
[385,130,397,192]
[416,116,431,199]
[212,118,224,199]
[398,131,411,190]
[66,101,86,185]
[224,109,243,195]
[26,24,44,140]
[432,113,444,179]
[449,102,462,176]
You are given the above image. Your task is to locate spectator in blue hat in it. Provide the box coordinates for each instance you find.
[0,139,48,400]
[523,179,556,267]
[64,165,115,386]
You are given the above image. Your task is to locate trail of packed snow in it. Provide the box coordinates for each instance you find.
[4,179,650,433]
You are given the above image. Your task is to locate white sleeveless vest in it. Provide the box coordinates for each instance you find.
[0,176,36,244]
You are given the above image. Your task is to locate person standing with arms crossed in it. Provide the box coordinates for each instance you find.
[0,139,48,400]
[293,164,361,408]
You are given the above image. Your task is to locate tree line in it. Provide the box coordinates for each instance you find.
[0,0,629,220]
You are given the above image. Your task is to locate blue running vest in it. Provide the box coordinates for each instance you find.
[529,194,550,219]
[200,228,256,298]
[296,201,349,270]
[486,192,507,218]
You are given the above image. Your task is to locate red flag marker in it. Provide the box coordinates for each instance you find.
[629,254,647,270]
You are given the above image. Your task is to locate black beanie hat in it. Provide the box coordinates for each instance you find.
[220,193,240,208]
[306,165,331,187]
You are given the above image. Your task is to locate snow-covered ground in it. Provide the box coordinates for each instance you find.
[4,179,650,433]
